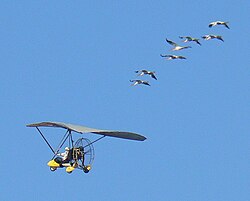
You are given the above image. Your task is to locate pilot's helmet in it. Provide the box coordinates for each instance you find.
[65,147,70,151]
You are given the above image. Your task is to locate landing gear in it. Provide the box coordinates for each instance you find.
[48,137,95,173]
[50,167,57,171]
[74,138,94,173]
[83,165,91,173]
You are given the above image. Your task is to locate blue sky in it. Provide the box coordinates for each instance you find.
[0,1,249,201]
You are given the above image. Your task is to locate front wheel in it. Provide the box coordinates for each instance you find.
[50,167,57,171]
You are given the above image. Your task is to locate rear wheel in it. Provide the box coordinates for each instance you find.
[83,165,91,173]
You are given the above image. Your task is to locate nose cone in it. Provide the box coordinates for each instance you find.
[47,159,60,167]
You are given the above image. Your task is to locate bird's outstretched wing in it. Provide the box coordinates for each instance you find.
[160,54,171,57]
[166,38,177,46]
[151,74,157,80]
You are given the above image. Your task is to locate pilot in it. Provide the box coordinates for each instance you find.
[55,147,71,164]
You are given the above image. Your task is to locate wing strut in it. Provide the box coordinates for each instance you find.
[83,135,105,149]
[52,129,70,158]
[36,127,55,154]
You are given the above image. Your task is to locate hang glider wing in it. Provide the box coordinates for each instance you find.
[26,121,146,141]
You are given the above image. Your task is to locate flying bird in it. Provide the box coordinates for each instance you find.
[165,38,192,51]
[202,34,224,42]
[208,21,230,29]
[130,80,150,86]
[160,54,186,60]
[179,36,201,46]
[135,70,157,80]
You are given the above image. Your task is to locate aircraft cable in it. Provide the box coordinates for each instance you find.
[51,130,71,159]
[36,127,55,154]
[52,129,70,158]
[83,135,105,149]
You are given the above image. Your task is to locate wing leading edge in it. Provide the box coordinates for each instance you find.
[26,121,147,141]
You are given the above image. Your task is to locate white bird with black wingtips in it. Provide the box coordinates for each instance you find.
[202,34,224,42]
[209,21,230,29]
[165,38,192,51]
[179,36,201,46]
[135,70,157,80]
[160,54,187,60]
[130,80,150,86]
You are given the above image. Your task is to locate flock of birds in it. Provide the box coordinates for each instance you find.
[129,20,230,86]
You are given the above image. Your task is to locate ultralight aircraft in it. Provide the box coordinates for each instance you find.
[27,121,146,173]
